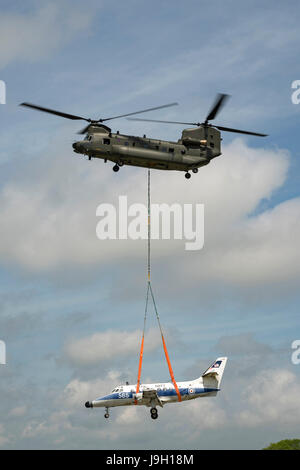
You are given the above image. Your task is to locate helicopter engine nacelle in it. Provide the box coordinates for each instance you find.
[181,127,206,147]
[181,126,221,155]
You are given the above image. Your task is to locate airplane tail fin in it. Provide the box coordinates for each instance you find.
[201,357,228,389]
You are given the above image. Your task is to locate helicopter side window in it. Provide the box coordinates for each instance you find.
[210,142,215,148]
[168,148,174,153]
[103,138,110,145]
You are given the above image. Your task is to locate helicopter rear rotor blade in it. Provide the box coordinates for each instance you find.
[205,93,230,122]
[215,125,268,137]
[127,117,198,125]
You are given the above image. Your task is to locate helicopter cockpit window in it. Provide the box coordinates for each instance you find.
[86,135,93,141]
[103,138,110,145]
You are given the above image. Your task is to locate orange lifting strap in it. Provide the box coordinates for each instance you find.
[135,170,181,403]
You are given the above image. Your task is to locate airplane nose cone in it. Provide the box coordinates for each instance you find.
[85,401,93,408]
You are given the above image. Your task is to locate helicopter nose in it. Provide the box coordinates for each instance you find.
[72,142,82,153]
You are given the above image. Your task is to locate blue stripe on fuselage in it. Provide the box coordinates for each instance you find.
[96,387,219,401]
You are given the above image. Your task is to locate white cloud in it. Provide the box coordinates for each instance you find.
[168,398,227,435]
[0,424,9,447]
[237,369,300,427]
[0,2,95,68]
[0,135,297,291]
[63,328,167,366]
[9,406,27,417]
[63,372,121,407]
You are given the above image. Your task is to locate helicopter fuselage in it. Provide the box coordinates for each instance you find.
[72,125,222,173]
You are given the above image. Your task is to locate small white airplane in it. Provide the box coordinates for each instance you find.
[85,357,227,420]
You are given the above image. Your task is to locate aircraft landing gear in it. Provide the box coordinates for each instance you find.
[104,407,110,419]
[113,164,120,172]
[185,172,191,179]
[192,168,198,174]
[150,407,158,420]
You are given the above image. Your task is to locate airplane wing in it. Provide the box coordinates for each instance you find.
[142,389,163,408]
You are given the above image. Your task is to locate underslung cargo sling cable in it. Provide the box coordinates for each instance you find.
[135,170,181,403]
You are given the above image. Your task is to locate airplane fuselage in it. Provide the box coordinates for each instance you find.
[89,379,219,409]
[85,357,227,419]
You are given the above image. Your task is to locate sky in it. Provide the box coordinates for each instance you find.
[0,0,300,450]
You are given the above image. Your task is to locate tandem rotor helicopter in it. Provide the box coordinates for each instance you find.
[20,94,267,179]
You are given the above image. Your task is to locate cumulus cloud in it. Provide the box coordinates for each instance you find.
[9,406,27,418]
[62,328,171,367]
[7,363,300,449]
[237,369,300,427]
[0,424,9,447]
[24,369,227,446]
[0,135,297,292]
[0,2,95,69]
[63,371,122,407]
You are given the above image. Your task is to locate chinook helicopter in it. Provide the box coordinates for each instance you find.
[20,94,267,179]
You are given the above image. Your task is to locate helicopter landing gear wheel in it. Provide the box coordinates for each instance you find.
[192,168,198,174]
[113,164,120,172]
[150,407,158,419]
[185,172,191,179]
[118,160,124,167]
[104,408,110,419]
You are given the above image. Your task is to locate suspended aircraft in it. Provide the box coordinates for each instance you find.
[85,357,227,420]
[20,94,267,179]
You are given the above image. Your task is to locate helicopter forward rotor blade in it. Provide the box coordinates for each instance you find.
[101,102,179,122]
[205,93,230,122]
[20,103,90,121]
[127,117,198,125]
[215,125,267,137]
